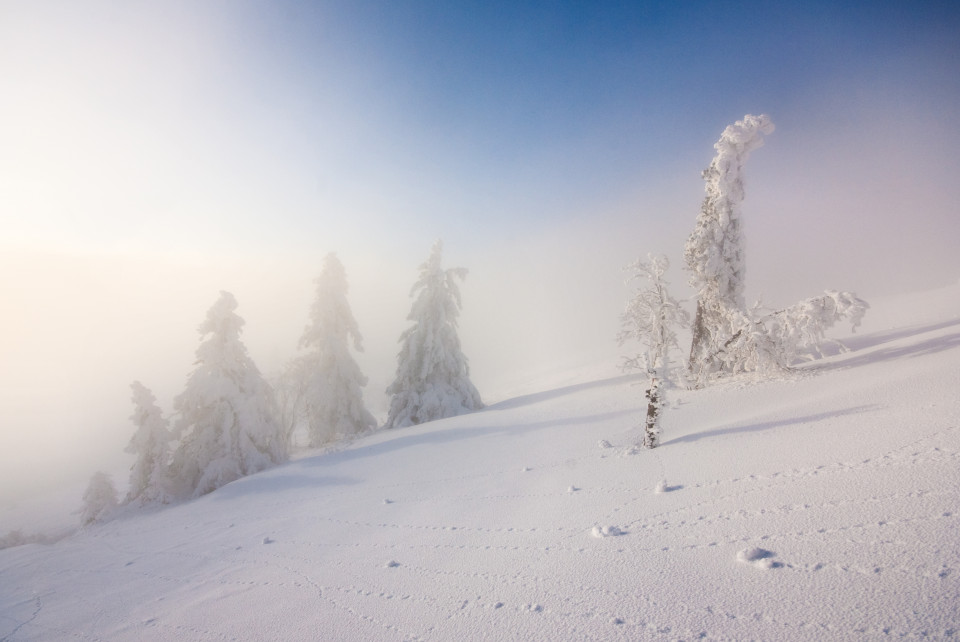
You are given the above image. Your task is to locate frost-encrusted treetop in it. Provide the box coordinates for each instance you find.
[385,240,483,429]
[171,291,286,498]
[297,253,376,446]
[300,253,364,353]
[685,113,774,309]
[618,254,690,374]
[193,291,249,375]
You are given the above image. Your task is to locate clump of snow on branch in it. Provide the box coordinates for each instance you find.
[295,253,377,447]
[170,291,287,498]
[385,240,483,430]
[687,290,869,379]
[757,290,869,363]
[125,381,174,505]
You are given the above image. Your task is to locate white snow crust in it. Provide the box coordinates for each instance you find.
[2,283,959,640]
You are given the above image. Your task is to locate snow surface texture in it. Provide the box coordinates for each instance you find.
[2,284,960,640]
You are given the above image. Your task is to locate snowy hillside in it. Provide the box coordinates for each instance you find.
[2,283,959,640]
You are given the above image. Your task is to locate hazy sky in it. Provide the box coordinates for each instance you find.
[2,0,959,509]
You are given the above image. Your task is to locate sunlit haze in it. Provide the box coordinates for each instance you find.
[2,1,958,520]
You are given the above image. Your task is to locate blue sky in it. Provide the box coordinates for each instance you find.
[2,0,959,497]
[5,0,958,254]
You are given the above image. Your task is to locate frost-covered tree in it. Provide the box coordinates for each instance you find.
[297,253,377,446]
[80,471,118,526]
[682,115,869,383]
[125,381,174,505]
[170,291,287,498]
[385,241,483,429]
[618,254,690,448]
[685,114,774,383]
[619,254,690,375]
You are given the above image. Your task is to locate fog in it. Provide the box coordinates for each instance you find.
[2,1,958,530]
[3,127,957,521]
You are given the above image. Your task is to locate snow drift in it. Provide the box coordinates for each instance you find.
[1,283,959,640]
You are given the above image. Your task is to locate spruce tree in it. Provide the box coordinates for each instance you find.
[125,381,174,505]
[170,291,287,498]
[385,241,483,429]
[297,253,377,446]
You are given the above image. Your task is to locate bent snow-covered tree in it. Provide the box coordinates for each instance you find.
[297,253,377,447]
[385,241,483,429]
[618,254,690,448]
[125,381,174,505]
[684,115,868,383]
[170,291,287,498]
[685,114,774,383]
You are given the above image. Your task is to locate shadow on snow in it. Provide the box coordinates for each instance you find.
[302,408,639,467]
[810,319,960,370]
[212,473,362,500]
[485,373,642,411]
[662,405,879,446]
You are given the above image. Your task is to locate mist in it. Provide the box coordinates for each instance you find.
[4,131,956,522]
[3,0,959,531]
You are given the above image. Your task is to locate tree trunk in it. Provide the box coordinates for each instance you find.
[643,375,662,449]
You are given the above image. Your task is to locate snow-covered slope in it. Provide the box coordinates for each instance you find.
[2,284,959,640]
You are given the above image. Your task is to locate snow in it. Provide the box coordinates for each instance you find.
[2,282,959,640]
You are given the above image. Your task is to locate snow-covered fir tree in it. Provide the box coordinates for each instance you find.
[170,291,287,498]
[297,253,377,447]
[618,254,690,448]
[80,471,118,526]
[685,114,774,383]
[385,241,483,429]
[125,381,174,505]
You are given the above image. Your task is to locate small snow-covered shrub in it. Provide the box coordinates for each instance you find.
[80,471,119,526]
